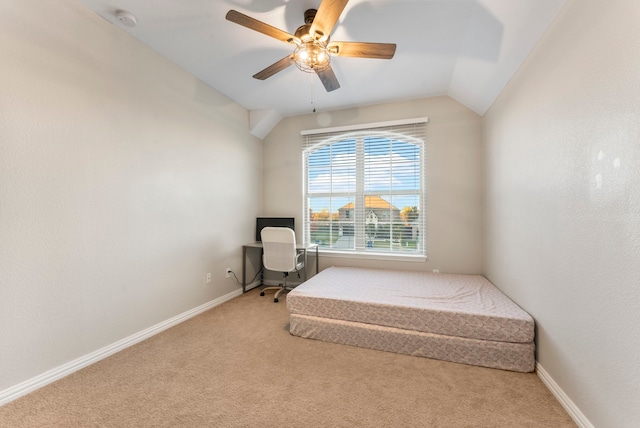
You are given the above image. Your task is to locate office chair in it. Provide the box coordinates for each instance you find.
[260,226,304,303]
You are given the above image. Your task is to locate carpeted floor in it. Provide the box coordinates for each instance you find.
[0,289,576,427]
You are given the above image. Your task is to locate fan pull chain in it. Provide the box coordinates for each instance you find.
[310,74,316,113]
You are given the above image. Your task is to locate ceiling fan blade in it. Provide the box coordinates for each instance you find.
[310,0,349,41]
[316,66,340,92]
[328,41,396,59]
[253,55,295,80]
[226,10,298,44]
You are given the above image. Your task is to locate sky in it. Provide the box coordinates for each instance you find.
[306,134,422,214]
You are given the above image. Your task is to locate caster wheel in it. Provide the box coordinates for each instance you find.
[260,292,265,296]
[274,298,279,303]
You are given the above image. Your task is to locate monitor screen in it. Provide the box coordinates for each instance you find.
[256,217,295,242]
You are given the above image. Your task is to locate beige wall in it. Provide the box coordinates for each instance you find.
[263,96,484,274]
[483,0,640,426]
[0,1,261,392]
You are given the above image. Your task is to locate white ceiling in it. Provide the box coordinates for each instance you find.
[80,0,566,137]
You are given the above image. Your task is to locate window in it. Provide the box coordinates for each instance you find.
[302,118,427,257]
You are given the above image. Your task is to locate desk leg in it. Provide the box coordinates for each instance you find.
[303,249,308,283]
[303,247,319,282]
[242,245,247,293]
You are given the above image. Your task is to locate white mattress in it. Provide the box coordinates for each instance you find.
[287,267,534,343]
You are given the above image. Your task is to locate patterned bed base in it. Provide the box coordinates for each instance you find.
[290,314,535,373]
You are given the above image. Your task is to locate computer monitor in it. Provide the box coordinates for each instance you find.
[256,217,295,242]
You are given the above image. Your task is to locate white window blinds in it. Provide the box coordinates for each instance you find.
[302,118,427,256]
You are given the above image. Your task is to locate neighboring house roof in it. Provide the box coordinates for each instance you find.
[340,196,398,211]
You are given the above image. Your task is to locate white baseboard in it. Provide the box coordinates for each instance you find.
[536,362,594,428]
[0,289,242,406]
[243,280,262,292]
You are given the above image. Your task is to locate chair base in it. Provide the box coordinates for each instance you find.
[259,285,288,303]
[260,270,299,303]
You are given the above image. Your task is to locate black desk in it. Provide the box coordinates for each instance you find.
[241,242,319,293]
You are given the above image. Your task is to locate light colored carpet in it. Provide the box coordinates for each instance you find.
[0,289,576,427]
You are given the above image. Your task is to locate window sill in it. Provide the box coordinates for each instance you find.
[317,249,427,262]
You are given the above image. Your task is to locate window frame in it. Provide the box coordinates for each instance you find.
[302,118,428,261]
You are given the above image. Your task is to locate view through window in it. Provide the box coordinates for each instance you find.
[303,120,426,256]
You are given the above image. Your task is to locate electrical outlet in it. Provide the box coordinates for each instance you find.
[226,268,232,278]
[432,269,440,273]
[206,273,212,283]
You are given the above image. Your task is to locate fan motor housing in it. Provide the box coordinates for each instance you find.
[295,24,314,42]
[298,9,325,42]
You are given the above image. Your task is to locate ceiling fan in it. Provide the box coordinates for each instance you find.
[225,0,396,92]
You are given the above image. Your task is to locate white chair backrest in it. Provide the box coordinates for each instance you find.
[261,227,297,272]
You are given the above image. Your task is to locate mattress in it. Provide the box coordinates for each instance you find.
[290,314,536,373]
[287,267,534,343]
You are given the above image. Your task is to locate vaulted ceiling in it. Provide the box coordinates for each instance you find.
[80,0,566,137]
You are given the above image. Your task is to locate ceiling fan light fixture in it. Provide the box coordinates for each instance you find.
[293,42,331,73]
[225,2,394,92]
